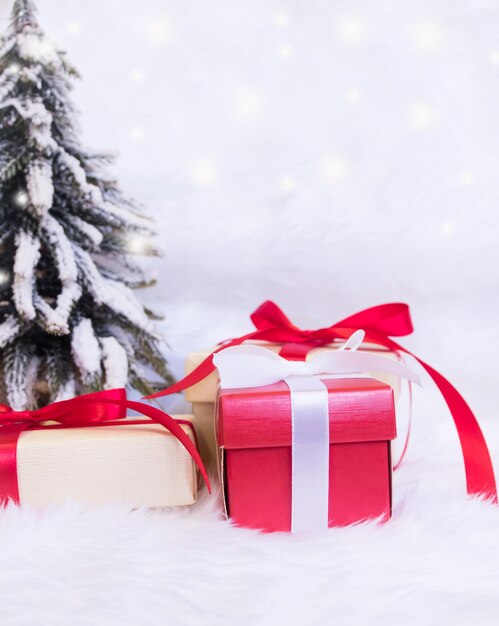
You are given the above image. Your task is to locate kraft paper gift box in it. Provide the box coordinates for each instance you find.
[8,415,200,508]
[186,341,404,470]
[217,378,396,532]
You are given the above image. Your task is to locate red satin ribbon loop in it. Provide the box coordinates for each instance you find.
[0,389,211,505]
[146,300,497,502]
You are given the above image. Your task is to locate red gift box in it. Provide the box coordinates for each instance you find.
[217,377,396,532]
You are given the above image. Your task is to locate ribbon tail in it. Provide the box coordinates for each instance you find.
[144,334,259,399]
[126,401,211,493]
[145,354,216,399]
[416,358,497,502]
[393,378,413,471]
[0,424,26,505]
[370,335,497,502]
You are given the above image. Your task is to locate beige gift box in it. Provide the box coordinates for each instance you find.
[16,416,199,508]
[185,342,404,470]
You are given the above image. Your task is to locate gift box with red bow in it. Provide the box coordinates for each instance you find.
[213,341,419,532]
[0,389,210,508]
[184,305,405,470]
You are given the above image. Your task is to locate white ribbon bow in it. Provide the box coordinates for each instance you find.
[214,330,421,534]
[214,330,421,389]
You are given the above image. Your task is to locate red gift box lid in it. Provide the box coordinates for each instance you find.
[218,377,396,450]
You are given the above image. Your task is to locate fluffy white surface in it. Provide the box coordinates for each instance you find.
[1,0,499,623]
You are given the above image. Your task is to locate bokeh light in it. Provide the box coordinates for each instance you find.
[319,155,350,186]
[411,21,442,53]
[232,88,264,121]
[130,127,146,142]
[13,190,29,207]
[336,16,366,45]
[190,158,219,187]
[409,102,438,131]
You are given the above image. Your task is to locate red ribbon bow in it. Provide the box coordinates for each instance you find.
[0,388,211,504]
[147,301,497,502]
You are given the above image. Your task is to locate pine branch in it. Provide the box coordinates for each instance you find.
[142,306,163,320]
[1,339,31,409]
[0,221,14,249]
[128,365,157,397]
[0,148,28,182]
[43,341,72,398]
[0,315,22,348]
[98,268,157,289]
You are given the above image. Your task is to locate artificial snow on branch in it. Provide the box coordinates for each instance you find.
[56,148,91,190]
[101,201,154,232]
[100,336,128,389]
[16,31,59,67]
[26,158,53,214]
[0,315,21,348]
[32,281,82,335]
[53,281,81,324]
[55,150,152,231]
[103,323,135,359]
[73,246,109,304]
[0,98,53,132]
[72,249,152,334]
[0,73,18,102]
[12,230,40,320]
[39,214,77,284]
[102,279,155,333]
[71,317,101,387]
[33,292,70,334]
[69,215,103,247]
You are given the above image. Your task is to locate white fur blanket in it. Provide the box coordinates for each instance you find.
[2,0,499,623]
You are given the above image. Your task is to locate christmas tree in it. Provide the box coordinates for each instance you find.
[0,0,172,409]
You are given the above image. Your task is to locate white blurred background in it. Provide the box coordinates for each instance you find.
[1,7,499,622]
[1,0,498,432]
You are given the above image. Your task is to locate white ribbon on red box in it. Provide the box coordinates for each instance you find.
[214,330,421,533]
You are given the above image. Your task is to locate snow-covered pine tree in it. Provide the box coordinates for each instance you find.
[0,0,172,409]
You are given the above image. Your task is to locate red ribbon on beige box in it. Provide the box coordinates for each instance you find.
[0,387,211,504]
